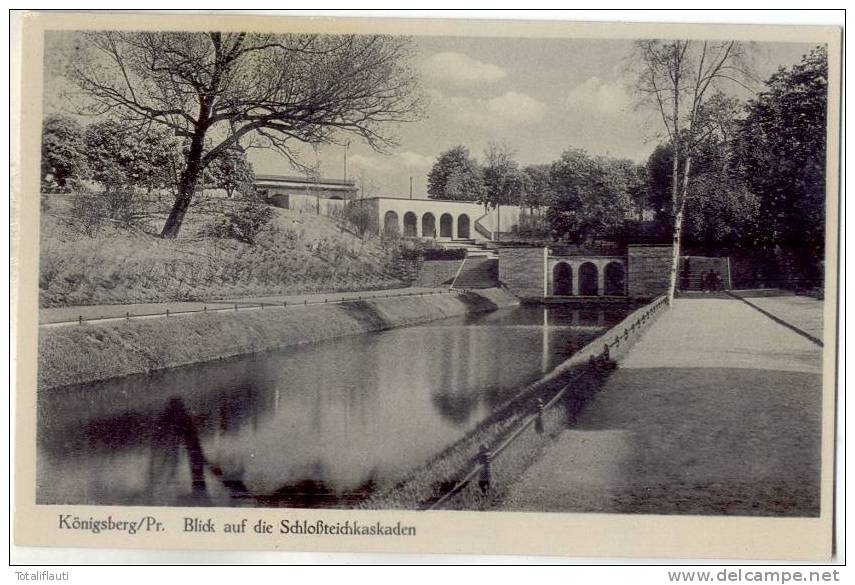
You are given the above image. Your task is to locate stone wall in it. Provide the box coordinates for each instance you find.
[417,260,464,288]
[627,245,673,299]
[499,247,545,299]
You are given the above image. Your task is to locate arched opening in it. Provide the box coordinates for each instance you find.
[328,195,343,200]
[439,213,453,238]
[604,262,626,296]
[403,212,418,237]
[552,262,573,296]
[579,262,598,296]
[383,211,399,236]
[421,213,436,238]
[457,214,470,239]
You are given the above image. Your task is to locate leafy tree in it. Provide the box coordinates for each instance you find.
[481,142,529,240]
[733,46,828,280]
[546,148,634,244]
[84,119,181,192]
[427,145,483,200]
[205,146,256,198]
[644,142,675,229]
[646,139,759,253]
[632,40,754,302]
[69,32,422,238]
[522,164,553,212]
[444,163,486,201]
[41,114,89,191]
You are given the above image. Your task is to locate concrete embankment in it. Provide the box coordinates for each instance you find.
[38,288,518,390]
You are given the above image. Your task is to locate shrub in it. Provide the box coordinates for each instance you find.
[423,248,466,261]
[328,201,379,236]
[513,212,551,239]
[204,194,273,244]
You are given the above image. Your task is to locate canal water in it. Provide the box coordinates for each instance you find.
[37,304,633,508]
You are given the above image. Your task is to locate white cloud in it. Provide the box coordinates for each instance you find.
[422,52,507,86]
[348,151,434,174]
[397,151,434,168]
[447,91,547,128]
[564,77,632,116]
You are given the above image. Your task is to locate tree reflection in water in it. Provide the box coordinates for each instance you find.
[146,397,379,508]
[39,303,637,508]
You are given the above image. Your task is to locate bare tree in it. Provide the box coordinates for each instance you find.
[67,32,423,237]
[632,40,754,303]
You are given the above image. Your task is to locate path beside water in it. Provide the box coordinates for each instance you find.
[39,286,448,326]
[498,296,824,516]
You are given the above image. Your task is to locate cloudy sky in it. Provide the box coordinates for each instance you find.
[44,32,817,199]
[249,36,815,198]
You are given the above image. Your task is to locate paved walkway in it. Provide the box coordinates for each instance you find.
[39,286,449,326]
[498,297,824,517]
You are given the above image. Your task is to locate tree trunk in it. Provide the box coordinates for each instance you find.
[667,156,692,304]
[161,132,205,239]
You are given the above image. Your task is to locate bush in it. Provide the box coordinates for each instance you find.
[423,248,466,261]
[204,194,273,244]
[512,212,551,239]
[69,187,145,236]
[328,201,379,236]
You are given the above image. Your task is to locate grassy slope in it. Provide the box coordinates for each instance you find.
[39,193,407,307]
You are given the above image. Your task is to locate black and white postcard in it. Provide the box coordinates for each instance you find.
[11,11,843,562]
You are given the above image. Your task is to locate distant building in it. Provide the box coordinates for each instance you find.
[255,174,358,213]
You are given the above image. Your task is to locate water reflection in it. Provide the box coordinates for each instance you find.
[37,304,632,508]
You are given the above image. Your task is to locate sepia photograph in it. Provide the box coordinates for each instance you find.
[11,10,842,561]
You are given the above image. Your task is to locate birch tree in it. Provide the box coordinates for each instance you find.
[633,40,754,303]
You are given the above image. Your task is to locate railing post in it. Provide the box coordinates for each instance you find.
[203,306,207,313]
[126,312,130,322]
[477,444,492,494]
[235,303,238,311]
[534,398,545,434]
[602,343,610,362]
[166,309,170,318]
[78,315,83,325]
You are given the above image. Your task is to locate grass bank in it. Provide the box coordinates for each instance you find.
[39,198,414,307]
[38,288,517,390]
[359,298,666,511]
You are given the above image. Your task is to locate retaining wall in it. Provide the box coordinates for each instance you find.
[627,244,673,299]
[38,288,518,390]
[498,247,545,299]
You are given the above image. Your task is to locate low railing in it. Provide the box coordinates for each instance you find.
[425,294,669,510]
[44,289,464,328]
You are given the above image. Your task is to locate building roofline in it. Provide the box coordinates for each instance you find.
[357,195,486,204]
[254,174,356,187]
